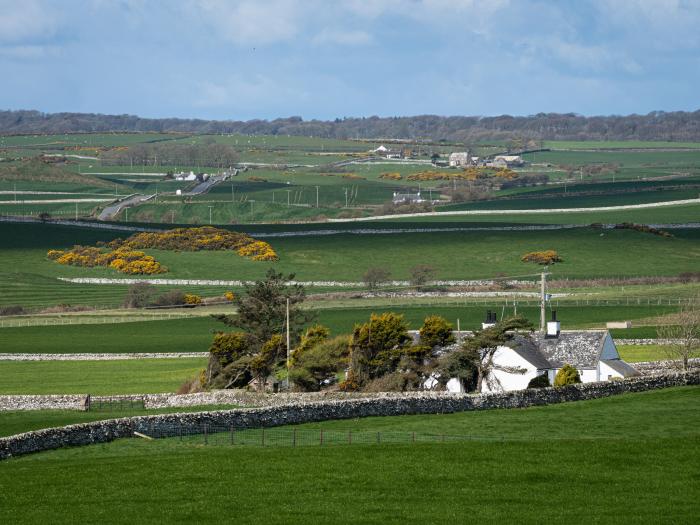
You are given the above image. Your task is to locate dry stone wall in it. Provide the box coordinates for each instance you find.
[1,371,697,461]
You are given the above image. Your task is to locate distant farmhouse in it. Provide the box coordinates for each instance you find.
[448,151,472,167]
[430,311,639,393]
[372,145,407,159]
[488,155,524,168]
[392,191,426,205]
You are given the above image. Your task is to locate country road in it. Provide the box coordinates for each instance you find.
[97,194,155,220]
[328,198,700,222]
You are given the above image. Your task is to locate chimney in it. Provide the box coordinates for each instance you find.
[546,310,560,338]
[482,310,496,329]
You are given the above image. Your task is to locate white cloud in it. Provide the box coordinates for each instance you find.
[0,44,61,59]
[191,0,300,46]
[313,29,372,46]
[0,0,58,43]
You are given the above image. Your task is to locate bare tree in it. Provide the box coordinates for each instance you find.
[363,267,391,291]
[657,303,700,371]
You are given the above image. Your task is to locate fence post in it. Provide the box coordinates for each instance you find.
[377,432,381,444]
[293,428,296,447]
[412,431,415,443]
[204,424,208,445]
[262,428,265,447]
[320,430,324,446]
[230,426,234,445]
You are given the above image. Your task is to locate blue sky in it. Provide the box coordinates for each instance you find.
[1,0,698,120]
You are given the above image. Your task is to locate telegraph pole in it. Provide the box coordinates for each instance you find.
[540,270,548,332]
[207,205,214,225]
[286,298,291,390]
[315,185,319,208]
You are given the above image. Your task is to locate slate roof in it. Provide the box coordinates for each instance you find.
[505,334,552,369]
[601,359,640,377]
[532,331,607,368]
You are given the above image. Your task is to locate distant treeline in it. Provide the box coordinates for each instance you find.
[1,109,700,142]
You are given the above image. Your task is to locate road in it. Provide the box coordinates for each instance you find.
[97,194,155,221]
[328,198,700,222]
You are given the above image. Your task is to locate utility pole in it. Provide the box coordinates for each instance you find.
[249,200,255,216]
[75,203,78,221]
[315,185,319,208]
[344,187,348,207]
[207,205,214,225]
[540,270,548,332]
[231,183,234,203]
[286,297,291,390]
[286,190,291,207]
[125,207,128,222]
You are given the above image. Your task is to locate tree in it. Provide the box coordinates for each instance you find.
[554,364,581,386]
[409,264,436,287]
[657,303,700,371]
[419,315,455,348]
[207,331,255,388]
[349,312,411,384]
[38,211,51,222]
[212,268,313,348]
[291,324,331,364]
[438,316,534,393]
[122,282,155,308]
[363,267,391,290]
[290,335,349,392]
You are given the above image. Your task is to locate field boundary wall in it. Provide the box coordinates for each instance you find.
[1,371,697,460]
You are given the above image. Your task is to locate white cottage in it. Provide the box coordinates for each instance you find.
[430,312,639,393]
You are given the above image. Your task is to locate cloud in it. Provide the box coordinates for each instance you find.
[0,45,61,59]
[312,29,372,46]
[191,0,300,46]
[0,0,59,43]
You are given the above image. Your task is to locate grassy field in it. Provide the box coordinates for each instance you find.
[0,387,697,524]
[616,344,673,362]
[0,358,207,395]
[0,303,680,354]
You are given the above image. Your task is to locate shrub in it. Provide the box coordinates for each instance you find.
[150,290,187,307]
[553,364,581,386]
[0,305,25,316]
[527,373,550,389]
[379,172,402,180]
[184,294,202,306]
[224,291,236,302]
[419,315,455,348]
[521,250,562,265]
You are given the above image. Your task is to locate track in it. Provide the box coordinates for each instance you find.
[328,198,700,222]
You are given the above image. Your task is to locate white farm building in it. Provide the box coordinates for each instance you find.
[427,312,639,393]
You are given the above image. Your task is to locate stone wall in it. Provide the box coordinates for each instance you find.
[1,371,697,461]
[0,395,88,412]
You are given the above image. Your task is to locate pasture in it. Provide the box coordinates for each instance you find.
[0,387,697,524]
[0,358,207,395]
[0,303,680,355]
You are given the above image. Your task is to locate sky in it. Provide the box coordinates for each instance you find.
[1,0,699,121]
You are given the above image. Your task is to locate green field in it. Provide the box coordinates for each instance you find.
[0,303,679,354]
[0,387,697,524]
[0,358,207,395]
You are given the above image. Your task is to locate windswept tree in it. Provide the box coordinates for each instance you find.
[206,269,315,390]
[212,269,314,348]
[438,315,534,393]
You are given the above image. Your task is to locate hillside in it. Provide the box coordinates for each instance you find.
[2,109,700,142]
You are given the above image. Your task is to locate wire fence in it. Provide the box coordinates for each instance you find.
[136,424,521,448]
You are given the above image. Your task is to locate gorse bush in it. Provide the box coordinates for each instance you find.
[47,227,279,275]
[521,250,563,265]
[554,364,582,386]
[48,245,166,275]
